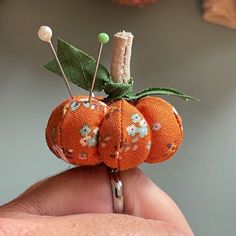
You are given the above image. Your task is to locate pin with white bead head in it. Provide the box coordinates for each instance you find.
[88,33,110,103]
[38,26,73,99]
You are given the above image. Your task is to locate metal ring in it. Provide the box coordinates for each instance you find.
[108,168,124,214]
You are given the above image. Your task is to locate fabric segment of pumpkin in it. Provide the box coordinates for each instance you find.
[46,96,107,166]
[135,96,183,163]
[46,101,69,162]
[99,99,151,170]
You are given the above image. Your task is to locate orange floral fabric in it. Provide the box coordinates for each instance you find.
[46,96,183,170]
[99,100,151,170]
[46,96,107,166]
[135,97,183,163]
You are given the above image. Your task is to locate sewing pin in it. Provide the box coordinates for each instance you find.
[38,26,73,99]
[88,32,109,102]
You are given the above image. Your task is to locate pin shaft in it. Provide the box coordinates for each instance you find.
[88,43,104,102]
[49,41,73,99]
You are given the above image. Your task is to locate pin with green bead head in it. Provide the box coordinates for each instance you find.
[98,33,110,44]
[89,32,110,102]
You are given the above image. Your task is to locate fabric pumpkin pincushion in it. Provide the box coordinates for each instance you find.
[43,32,198,171]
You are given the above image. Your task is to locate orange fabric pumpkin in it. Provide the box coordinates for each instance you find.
[46,95,183,170]
[135,96,183,163]
[99,99,152,170]
[43,37,198,171]
[46,96,107,166]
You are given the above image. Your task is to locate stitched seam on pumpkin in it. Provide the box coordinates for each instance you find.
[118,100,123,170]
[136,102,153,161]
[97,104,107,160]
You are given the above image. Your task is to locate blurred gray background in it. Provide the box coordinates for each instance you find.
[0,0,235,235]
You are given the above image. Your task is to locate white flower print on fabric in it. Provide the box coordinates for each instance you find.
[70,101,80,111]
[80,124,92,137]
[90,104,98,110]
[100,135,111,148]
[126,113,149,139]
[93,127,99,134]
[80,136,91,147]
[137,126,148,138]
[79,124,99,148]
[139,119,147,127]
[146,141,152,151]
[82,101,90,108]
[131,114,142,123]
[126,124,138,137]
[70,98,107,112]
[87,137,97,147]
[152,123,161,132]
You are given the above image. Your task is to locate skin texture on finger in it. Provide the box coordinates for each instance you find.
[0,214,186,236]
[0,165,113,217]
[0,164,194,235]
[121,168,194,235]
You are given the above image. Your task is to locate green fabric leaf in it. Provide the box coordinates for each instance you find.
[44,39,110,91]
[130,87,200,101]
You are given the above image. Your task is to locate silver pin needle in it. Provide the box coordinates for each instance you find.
[38,26,73,99]
[88,32,110,103]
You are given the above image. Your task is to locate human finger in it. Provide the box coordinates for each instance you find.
[0,164,193,235]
